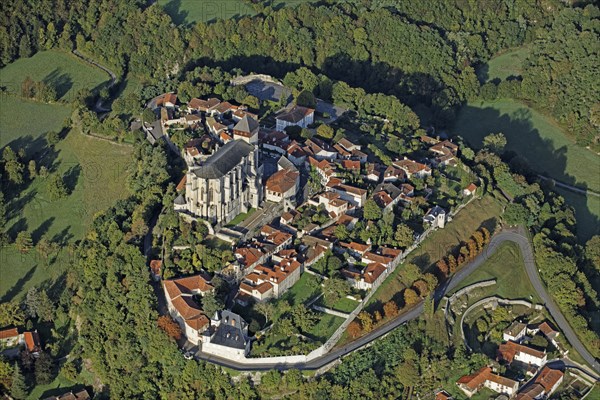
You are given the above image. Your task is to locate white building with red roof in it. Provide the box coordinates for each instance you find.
[163,275,214,344]
[341,262,387,290]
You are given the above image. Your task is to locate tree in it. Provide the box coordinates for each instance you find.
[36,238,59,266]
[255,301,275,328]
[334,224,350,241]
[436,259,449,277]
[504,203,530,226]
[0,360,13,394]
[383,301,399,318]
[3,147,24,185]
[60,360,78,382]
[358,311,373,333]
[483,132,507,153]
[142,108,156,123]
[422,273,438,293]
[316,124,334,140]
[36,290,55,322]
[396,361,419,388]
[15,231,33,253]
[323,278,350,305]
[0,301,25,327]
[242,95,260,110]
[25,287,40,318]
[46,174,68,200]
[197,292,222,318]
[34,352,53,385]
[295,90,316,109]
[157,315,182,340]
[399,263,421,286]
[394,224,414,248]
[291,305,317,332]
[404,288,419,306]
[413,280,429,297]
[348,320,362,338]
[363,199,382,221]
[447,254,457,273]
[28,160,37,178]
[11,363,27,400]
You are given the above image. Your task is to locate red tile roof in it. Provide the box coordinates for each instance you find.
[176,176,187,191]
[265,168,299,193]
[457,367,491,390]
[0,327,19,340]
[498,341,545,364]
[534,366,563,392]
[24,331,41,352]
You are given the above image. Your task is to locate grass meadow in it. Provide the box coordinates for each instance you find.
[0,50,109,101]
[0,51,132,300]
[453,99,600,240]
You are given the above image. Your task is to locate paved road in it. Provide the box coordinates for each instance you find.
[195,228,600,374]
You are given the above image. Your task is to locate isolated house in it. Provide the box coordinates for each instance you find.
[463,183,478,196]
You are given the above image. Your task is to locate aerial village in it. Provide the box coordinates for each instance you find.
[1,80,590,398]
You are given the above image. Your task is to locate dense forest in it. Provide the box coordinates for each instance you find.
[2,0,598,143]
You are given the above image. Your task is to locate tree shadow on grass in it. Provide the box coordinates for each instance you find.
[162,0,189,25]
[453,103,600,241]
[51,227,73,246]
[63,164,82,194]
[43,69,73,100]
[0,262,36,302]
[6,217,28,240]
[31,217,55,243]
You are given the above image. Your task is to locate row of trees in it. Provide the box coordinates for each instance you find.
[435,227,492,279]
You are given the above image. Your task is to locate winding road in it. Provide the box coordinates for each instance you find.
[72,50,117,113]
[195,227,600,377]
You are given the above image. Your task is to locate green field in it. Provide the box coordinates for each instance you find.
[477,46,531,82]
[450,242,541,302]
[159,0,317,25]
[0,50,109,101]
[454,99,600,240]
[0,130,133,300]
[159,0,257,25]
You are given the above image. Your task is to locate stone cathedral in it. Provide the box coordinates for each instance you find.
[175,116,263,225]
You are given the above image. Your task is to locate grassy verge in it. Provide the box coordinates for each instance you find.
[450,242,541,303]
[226,208,256,227]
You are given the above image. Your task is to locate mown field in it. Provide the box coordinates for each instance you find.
[0,50,108,101]
[453,99,600,240]
[0,51,131,300]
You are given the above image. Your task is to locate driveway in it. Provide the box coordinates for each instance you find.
[193,227,600,374]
